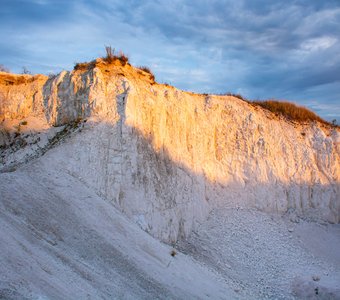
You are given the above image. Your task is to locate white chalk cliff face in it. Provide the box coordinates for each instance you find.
[1,61,339,242]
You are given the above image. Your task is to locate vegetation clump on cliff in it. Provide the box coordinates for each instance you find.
[225,93,247,101]
[224,92,332,126]
[103,46,129,65]
[138,66,155,82]
[74,46,129,71]
[252,100,329,125]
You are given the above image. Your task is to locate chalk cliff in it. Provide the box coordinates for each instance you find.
[1,60,339,242]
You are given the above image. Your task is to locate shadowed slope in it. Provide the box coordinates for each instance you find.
[0,163,237,299]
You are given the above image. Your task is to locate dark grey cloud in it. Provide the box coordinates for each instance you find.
[0,0,339,122]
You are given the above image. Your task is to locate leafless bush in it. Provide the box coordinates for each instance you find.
[104,46,115,63]
[21,67,31,74]
[0,64,10,73]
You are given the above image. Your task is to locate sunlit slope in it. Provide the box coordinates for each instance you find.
[1,61,339,242]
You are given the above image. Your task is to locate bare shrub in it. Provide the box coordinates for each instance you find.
[48,72,57,79]
[0,64,10,73]
[22,67,31,74]
[104,46,115,63]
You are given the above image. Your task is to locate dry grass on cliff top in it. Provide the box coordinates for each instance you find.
[0,72,42,86]
[2,45,336,127]
[251,100,331,125]
[74,46,129,71]
[223,93,334,126]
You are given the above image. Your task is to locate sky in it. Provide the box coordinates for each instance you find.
[1,0,339,122]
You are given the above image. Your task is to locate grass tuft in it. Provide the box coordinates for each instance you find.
[73,60,96,71]
[138,66,155,82]
[74,62,89,71]
[103,46,129,66]
[104,46,115,63]
[117,51,129,66]
[225,93,248,101]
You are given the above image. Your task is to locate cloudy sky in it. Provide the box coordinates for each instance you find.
[1,0,339,122]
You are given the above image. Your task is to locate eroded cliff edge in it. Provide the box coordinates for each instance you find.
[1,60,339,242]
